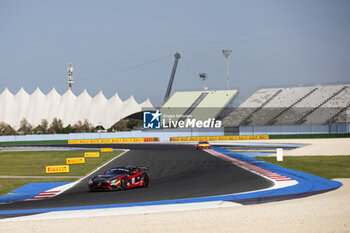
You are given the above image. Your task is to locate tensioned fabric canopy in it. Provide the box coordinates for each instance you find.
[0,87,153,129]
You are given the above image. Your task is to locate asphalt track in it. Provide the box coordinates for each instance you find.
[0,144,273,213]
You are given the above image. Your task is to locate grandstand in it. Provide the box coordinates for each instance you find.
[160,90,238,123]
[222,84,350,127]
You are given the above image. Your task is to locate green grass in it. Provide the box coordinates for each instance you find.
[254,155,350,179]
[0,150,123,196]
[0,150,123,176]
[0,140,68,146]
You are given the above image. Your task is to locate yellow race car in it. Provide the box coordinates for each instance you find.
[196,141,211,149]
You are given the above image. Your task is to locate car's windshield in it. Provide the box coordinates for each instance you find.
[106,168,129,175]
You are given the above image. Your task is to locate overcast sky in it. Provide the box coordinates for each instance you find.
[1,0,349,106]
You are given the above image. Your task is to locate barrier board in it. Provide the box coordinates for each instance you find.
[46,165,69,173]
[101,148,113,152]
[68,137,159,144]
[85,152,100,157]
[170,135,269,141]
[66,157,85,164]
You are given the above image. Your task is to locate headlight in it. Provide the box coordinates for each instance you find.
[111,179,121,185]
[89,179,93,185]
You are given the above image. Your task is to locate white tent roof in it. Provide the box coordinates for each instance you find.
[0,88,154,129]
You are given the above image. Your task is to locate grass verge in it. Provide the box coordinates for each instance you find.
[0,150,123,196]
[255,155,350,179]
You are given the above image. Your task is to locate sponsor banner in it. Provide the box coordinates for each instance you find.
[101,148,113,152]
[46,165,69,173]
[68,137,159,144]
[66,157,85,164]
[170,135,269,141]
[85,152,100,157]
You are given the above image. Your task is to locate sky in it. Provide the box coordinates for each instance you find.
[1,0,350,106]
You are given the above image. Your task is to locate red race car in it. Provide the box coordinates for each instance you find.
[196,141,211,149]
[88,166,150,191]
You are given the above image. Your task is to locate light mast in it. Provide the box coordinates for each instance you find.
[222,49,232,89]
[67,62,74,90]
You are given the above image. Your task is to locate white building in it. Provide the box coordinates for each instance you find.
[0,88,153,129]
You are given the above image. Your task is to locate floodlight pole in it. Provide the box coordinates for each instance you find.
[67,62,74,90]
[222,50,232,90]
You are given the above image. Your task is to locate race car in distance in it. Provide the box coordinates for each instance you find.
[197,141,211,149]
[88,166,150,191]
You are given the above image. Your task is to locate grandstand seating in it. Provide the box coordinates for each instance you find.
[304,86,350,125]
[190,90,238,121]
[161,91,204,121]
[248,86,318,126]
[161,90,238,122]
[222,88,281,126]
[222,84,350,127]
[276,85,347,125]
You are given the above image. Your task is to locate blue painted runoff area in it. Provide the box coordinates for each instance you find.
[0,182,70,203]
[211,146,342,201]
[0,147,343,215]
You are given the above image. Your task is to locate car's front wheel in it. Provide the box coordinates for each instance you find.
[120,178,127,190]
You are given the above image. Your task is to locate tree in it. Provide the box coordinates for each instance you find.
[48,118,64,134]
[126,119,141,130]
[18,118,33,135]
[63,124,75,134]
[73,119,95,133]
[0,122,16,135]
[110,120,128,131]
[34,119,49,134]
[109,119,142,132]
[40,119,48,134]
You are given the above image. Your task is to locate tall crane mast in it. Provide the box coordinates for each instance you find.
[163,53,181,104]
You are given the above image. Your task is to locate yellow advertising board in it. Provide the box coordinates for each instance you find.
[101,148,113,152]
[170,135,269,141]
[85,152,100,157]
[66,157,85,164]
[46,165,69,173]
[68,137,158,144]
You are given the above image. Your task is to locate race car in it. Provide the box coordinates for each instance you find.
[196,141,211,149]
[88,166,150,191]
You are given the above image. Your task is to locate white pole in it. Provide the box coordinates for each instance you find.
[276,148,283,161]
[226,56,230,89]
[222,49,232,90]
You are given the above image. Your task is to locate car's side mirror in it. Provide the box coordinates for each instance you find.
[104,171,106,174]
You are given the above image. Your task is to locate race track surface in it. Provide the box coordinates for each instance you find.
[0,144,273,212]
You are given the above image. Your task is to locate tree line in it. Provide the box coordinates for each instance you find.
[0,118,142,136]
